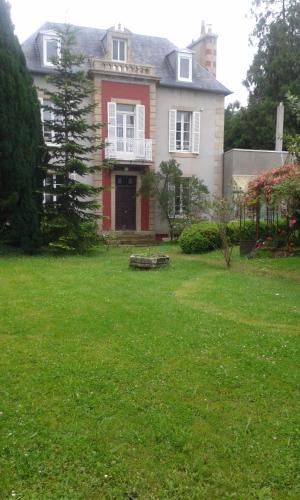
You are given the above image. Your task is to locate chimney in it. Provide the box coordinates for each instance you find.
[275,102,284,151]
[187,21,217,77]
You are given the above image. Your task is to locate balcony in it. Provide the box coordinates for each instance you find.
[89,58,158,80]
[105,138,152,162]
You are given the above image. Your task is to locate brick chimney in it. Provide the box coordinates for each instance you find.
[188,21,217,77]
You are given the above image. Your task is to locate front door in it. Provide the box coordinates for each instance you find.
[115,175,137,230]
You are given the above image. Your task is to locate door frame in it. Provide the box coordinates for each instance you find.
[111,170,141,231]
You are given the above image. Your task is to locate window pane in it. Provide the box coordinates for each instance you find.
[126,114,134,125]
[117,104,135,112]
[119,40,125,61]
[126,127,134,138]
[117,127,123,137]
[113,40,119,60]
[117,114,123,125]
[180,57,190,79]
[46,39,58,62]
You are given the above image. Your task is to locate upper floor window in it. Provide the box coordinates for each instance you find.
[176,111,192,151]
[43,34,60,66]
[112,38,126,62]
[177,53,192,82]
[169,109,201,154]
[116,104,135,151]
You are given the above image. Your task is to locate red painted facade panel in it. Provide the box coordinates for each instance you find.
[101,80,150,138]
[102,168,112,231]
[100,80,151,231]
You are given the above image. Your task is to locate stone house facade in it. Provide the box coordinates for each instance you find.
[22,22,230,237]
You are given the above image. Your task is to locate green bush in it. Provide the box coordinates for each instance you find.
[179,220,288,254]
[178,222,221,254]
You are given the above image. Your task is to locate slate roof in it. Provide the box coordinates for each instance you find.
[22,22,231,96]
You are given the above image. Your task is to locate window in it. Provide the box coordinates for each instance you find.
[43,35,60,66]
[116,103,135,152]
[106,101,145,158]
[176,111,192,151]
[40,98,64,145]
[43,174,63,204]
[175,178,190,215]
[41,99,55,143]
[169,109,201,154]
[178,53,192,82]
[112,38,126,62]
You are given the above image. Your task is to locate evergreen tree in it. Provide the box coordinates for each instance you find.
[0,0,43,252]
[41,25,104,252]
[225,0,300,150]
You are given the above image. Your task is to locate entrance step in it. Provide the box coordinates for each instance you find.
[105,231,158,246]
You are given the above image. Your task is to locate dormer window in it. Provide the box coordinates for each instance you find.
[43,34,60,66]
[178,53,192,82]
[112,38,126,62]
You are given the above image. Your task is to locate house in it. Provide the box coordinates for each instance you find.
[22,21,230,238]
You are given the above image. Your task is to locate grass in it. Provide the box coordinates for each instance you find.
[0,245,299,499]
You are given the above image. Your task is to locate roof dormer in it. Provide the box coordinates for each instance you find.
[39,30,61,67]
[104,25,132,63]
[177,49,193,82]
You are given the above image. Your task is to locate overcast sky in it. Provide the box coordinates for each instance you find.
[9,0,256,106]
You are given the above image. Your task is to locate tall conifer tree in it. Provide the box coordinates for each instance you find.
[0,0,43,252]
[41,24,104,252]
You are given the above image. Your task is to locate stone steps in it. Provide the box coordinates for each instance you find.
[105,231,158,246]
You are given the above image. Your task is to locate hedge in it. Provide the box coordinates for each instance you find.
[178,220,287,254]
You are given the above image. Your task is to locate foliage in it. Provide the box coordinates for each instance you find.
[246,163,300,217]
[1,248,299,498]
[224,99,276,151]
[0,0,43,253]
[179,219,288,254]
[245,163,300,247]
[178,222,221,253]
[284,93,300,162]
[139,160,208,240]
[225,0,300,150]
[41,24,104,253]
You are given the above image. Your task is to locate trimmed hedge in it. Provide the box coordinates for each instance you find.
[178,222,221,254]
[178,220,287,254]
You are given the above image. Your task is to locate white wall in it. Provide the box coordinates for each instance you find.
[155,86,225,233]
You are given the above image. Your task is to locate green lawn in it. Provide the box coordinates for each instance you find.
[0,246,299,499]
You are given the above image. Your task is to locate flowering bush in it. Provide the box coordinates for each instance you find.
[245,163,300,206]
[245,163,300,244]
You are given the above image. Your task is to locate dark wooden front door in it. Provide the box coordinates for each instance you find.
[115,175,137,230]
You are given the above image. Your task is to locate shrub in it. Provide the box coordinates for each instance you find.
[178,222,221,254]
[179,220,288,254]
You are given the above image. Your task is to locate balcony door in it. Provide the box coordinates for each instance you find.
[116,104,135,153]
[115,175,137,230]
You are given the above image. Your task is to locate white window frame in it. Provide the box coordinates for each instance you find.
[176,111,192,152]
[112,38,126,62]
[169,109,201,154]
[177,53,192,82]
[39,97,55,145]
[116,104,136,145]
[175,178,190,216]
[43,174,60,204]
[43,34,61,67]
